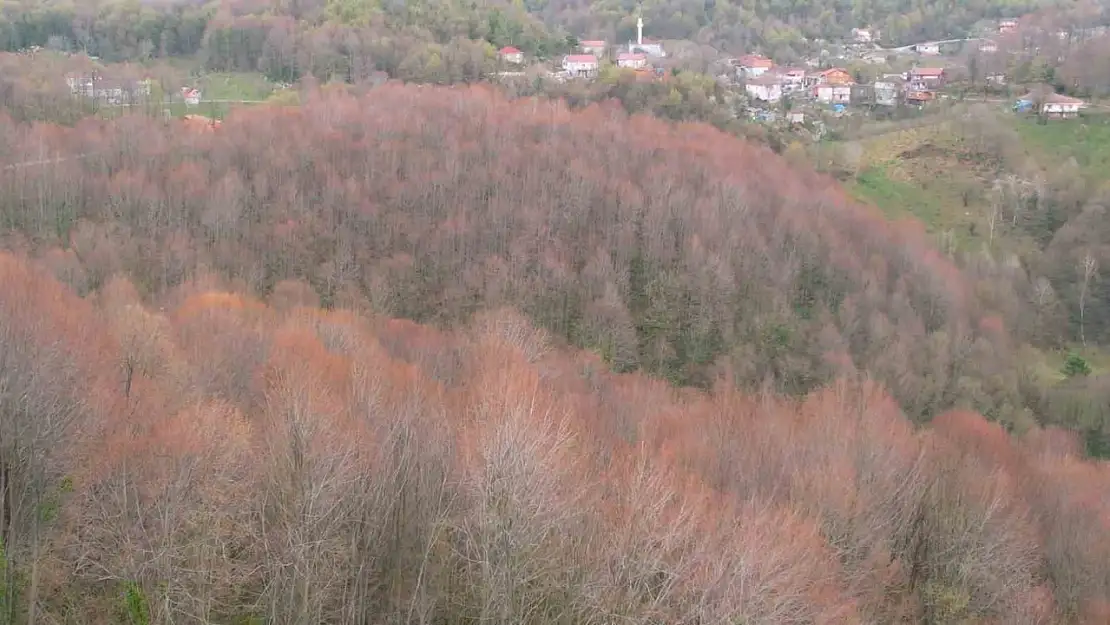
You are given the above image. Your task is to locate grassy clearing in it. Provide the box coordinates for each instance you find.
[1031,345,1110,384]
[1013,114,1110,182]
[850,165,939,222]
[94,100,255,121]
[843,123,991,251]
[193,72,277,101]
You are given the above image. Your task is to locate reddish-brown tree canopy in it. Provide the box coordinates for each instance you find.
[0,84,1020,423]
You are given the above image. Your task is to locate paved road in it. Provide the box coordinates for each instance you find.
[874,37,983,53]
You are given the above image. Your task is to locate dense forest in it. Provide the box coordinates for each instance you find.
[0,84,1037,425]
[0,226,1108,623]
[531,0,1049,54]
[4,0,1107,73]
[2,0,1110,621]
[0,0,571,83]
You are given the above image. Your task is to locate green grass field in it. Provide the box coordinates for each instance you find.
[841,123,989,251]
[850,165,942,223]
[1013,114,1110,183]
[194,72,277,101]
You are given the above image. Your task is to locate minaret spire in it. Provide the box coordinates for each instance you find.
[636,7,644,46]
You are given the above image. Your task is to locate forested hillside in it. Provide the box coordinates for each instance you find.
[0,246,1108,624]
[2,2,1110,619]
[528,0,1056,54]
[0,83,1038,425]
[4,0,1101,72]
[0,0,571,82]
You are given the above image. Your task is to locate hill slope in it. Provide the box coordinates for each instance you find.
[0,249,1107,623]
[0,83,1023,421]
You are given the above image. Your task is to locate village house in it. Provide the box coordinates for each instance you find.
[776,67,807,93]
[788,111,805,124]
[617,52,648,69]
[499,46,524,64]
[978,39,998,53]
[66,73,152,105]
[562,54,599,78]
[579,40,607,56]
[915,42,941,55]
[908,67,945,90]
[872,78,904,106]
[736,55,774,79]
[1021,92,1087,118]
[181,87,202,106]
[861,51,889,64]
[813,67,854,86]
[905,90,935,106]
[852,28,878,43]
[745,73,783,102]
[814,82,853,104]
[999,18,1019,33]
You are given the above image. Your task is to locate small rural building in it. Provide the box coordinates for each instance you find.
[181,87,201,106]
[815,83,852,103]
[905,90,935,106]
[915,42,941,55]
[908,67,945,89]
[1021,92,1087,118]
[67,73,152,105]
[562,54,599,78]
[616,52,648,69]
[852,28,878,43]
[872,79,904,106]
[499,46,524,64]
[814,67,854,86]
[579,40,607,56]
[745,74,783,102]
[776,67,807,93]
[979,39,998,53]
[999,18,1018,33]
[736,55,774,78]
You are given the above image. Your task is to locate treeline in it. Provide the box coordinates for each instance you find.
[0,0,571,83]
[1,249,1109,623]
[531,0,1053,57]
[0,83,1035,426]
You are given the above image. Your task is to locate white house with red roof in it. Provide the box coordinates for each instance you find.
[562,54,599,78]
[499,46,524,64]
[1023,91,1087,118]
[181,87,201,106]
[736,54,774,78]
[908,67,945,90]
[617,52,648,69]
[812,67,854,86]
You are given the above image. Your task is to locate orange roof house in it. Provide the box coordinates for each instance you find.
[817,67,854,85]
